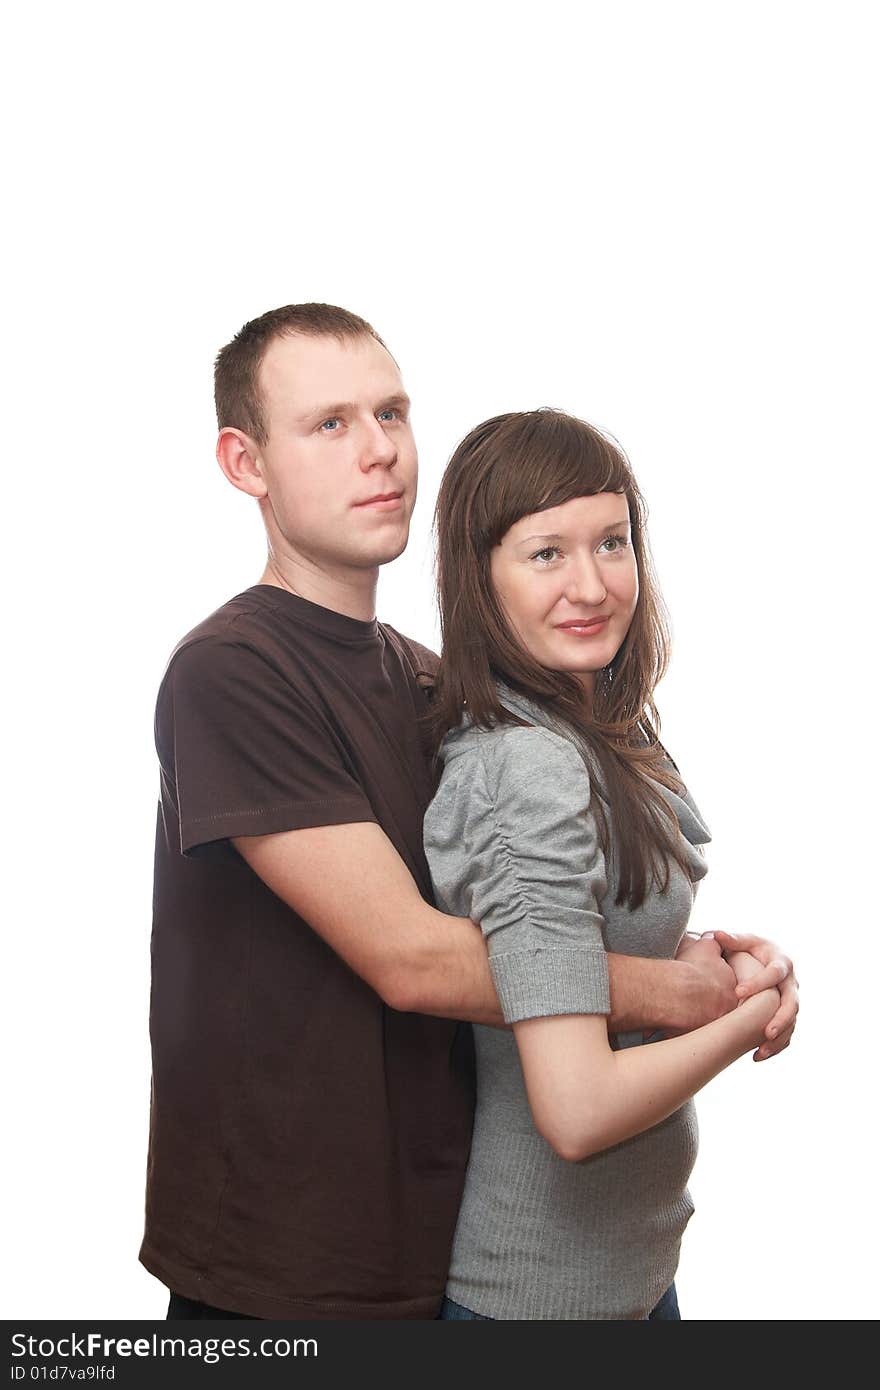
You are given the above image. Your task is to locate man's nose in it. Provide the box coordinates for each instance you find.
[564,553,607,606]
[358,417,398,471]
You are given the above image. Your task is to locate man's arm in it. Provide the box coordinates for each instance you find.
[606,939,739,1035]
[235,820,714,1030]
[234,821,797,1051]
[234,821,505,1025]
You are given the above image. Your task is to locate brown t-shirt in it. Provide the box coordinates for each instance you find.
[139,586,475,1319]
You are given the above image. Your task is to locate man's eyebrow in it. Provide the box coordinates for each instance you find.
[515,518,631,547]
[294,400,357,423]
[295,393,411,424]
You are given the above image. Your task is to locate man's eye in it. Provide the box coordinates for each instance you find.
[319,418,341,432]
[377,408,399,422]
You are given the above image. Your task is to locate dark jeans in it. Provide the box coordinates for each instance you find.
[167,1292,255,1320]
[440,1281,681,1321]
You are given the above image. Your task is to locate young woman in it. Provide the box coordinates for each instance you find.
[423,408,782,1321]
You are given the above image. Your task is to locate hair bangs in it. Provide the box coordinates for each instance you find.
[470,411,637,549]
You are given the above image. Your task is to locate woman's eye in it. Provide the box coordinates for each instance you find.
[599,533,629,554]
[531,546,561,564]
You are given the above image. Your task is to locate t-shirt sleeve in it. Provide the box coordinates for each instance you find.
[158,635,377,857]
[439,727,610,1025]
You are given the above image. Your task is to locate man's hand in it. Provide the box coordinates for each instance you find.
[712,930,799,1062]
[663,933,739,1034]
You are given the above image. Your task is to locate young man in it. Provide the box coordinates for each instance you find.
[140,304,797,1320]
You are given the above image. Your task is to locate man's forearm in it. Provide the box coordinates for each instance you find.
[408,941,709,1034]
[416,943,745,1048]
[388,907,505,1026]
[404,933,754,1038]
[606,954,722,1033]
[236,822,707,1032]
[407,936,699,1034]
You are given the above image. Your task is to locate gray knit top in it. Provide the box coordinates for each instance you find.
[423,684,711,1320]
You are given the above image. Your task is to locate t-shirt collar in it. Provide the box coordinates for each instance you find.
[246,584,380,644]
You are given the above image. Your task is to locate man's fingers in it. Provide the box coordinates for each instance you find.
[713,930,753,951]
[715,931,793,977]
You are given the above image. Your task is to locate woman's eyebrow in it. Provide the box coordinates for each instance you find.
[515,518,630,547]
[516,532,564,547]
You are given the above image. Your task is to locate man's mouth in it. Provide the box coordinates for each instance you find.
[354,492,404,509]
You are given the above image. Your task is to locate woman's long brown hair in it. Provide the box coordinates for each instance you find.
[428,408,693,909]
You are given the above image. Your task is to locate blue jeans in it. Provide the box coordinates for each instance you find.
[440,1282,681,1321]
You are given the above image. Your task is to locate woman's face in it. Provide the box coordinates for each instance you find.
[489,492,639,699]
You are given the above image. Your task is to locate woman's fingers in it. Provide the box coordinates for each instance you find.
[754,1017,795,1061]
[711,930,800,1062]
[712,931,794,1000]
[753,973,799,1059]
[734,957,791,999]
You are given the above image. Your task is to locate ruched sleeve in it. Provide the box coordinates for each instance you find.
[424,725,611,1024]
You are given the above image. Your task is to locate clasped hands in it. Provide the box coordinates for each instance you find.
[675,929,799,1061]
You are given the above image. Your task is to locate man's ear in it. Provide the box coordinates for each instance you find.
[216,427,268,499]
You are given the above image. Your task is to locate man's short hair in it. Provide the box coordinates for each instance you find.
[214,303,387,446]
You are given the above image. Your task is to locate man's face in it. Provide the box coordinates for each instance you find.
[255,332,418,571]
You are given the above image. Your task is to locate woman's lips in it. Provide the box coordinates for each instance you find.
[554,618,609,636]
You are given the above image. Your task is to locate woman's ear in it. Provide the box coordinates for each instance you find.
[216,427,268,499]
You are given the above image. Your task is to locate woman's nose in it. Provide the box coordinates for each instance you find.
[564,554,607,606]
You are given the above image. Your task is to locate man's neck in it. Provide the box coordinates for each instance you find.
[258,555,378,623]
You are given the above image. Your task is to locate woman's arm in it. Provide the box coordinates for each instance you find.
[514,971,779,1162]
[426,726,778,1160]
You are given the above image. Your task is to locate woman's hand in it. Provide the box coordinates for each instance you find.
[712,929,799,1063]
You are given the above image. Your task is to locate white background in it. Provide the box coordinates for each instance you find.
[4,0,877,1321]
